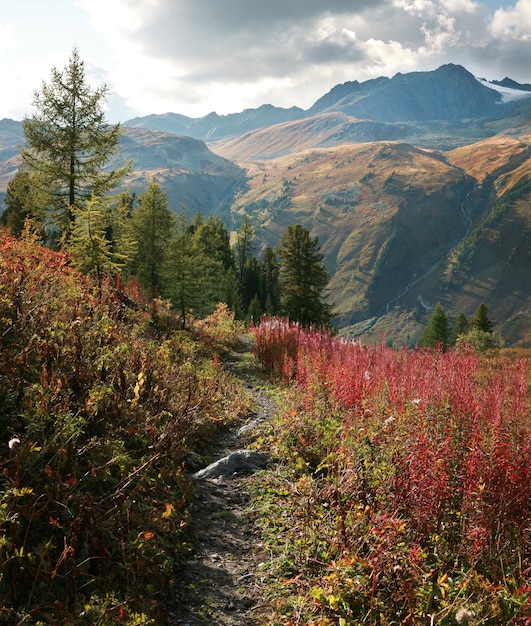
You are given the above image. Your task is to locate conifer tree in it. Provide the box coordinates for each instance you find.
[69,195,134,298]
[234,215,255,282]
[20,47,130,242]
[1,171,42,237]
[470,303,493,333]
[193,215,233,270]
[131,181,174,296]
[452,312,469,343]
[261,246,281,315]
[278,224,332,327]
[421,302,450,349]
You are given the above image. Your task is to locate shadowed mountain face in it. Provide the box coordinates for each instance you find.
[1,64,530,346]
[124,64,531,146]
[119,128,246,218]
[307,64,502,121]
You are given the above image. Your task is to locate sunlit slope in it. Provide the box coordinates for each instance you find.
[232,141,473,325]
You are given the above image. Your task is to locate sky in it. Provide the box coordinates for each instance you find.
[1,0,530,123]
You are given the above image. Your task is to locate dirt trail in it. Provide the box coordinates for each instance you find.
[167,351,276,625]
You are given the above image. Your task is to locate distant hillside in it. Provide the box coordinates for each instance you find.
[126,64,531,152]
[124,104,304,141]
[230,135,531,347]
[119,128,245,217]
[0,122,246,219]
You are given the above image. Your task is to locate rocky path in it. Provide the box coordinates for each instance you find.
[167,352,277,625]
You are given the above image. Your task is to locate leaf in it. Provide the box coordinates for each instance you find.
[281,572,303,586]
[162,503,173,519]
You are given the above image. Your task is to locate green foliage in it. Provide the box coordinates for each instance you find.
[0,234,254,622]
[456,327,503,352]
[421,302,450,349]
[278,224,333,327]
[470,302,493,334]
[131,181,175,296]
[19,47,130,242]
[452,311,469,341]
[0,171,44,237]
[234,215,255,282]
[163,212,234,328]
[69,195,136,294]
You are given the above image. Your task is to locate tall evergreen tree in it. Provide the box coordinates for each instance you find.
[421,302,450,349]
[69,195,135,298]
[470,303,493,333]
[261,246,281,315]
[193,215,233,270]
[20,47,130,242]
[241,256,261,312]
[164,212,235,327]
[234,215,255,282]
[131,181,174,296]
[453,312,469,337]
[278,224,332,327]
[1,171,44,237]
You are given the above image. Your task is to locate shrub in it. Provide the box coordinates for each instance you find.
[252,318,530,624]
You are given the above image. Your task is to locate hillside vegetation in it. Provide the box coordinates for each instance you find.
[251,319,531,624]
[1,233,529,624]
[0,232,252,623]
[220,131,531,347]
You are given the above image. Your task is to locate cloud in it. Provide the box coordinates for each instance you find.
[76,0,531,118]
[491,0,531,40]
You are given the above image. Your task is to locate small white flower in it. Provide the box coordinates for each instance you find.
[8,437,21,451]
[455,607,475,624]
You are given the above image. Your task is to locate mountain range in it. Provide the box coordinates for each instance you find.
[1,63,530,346]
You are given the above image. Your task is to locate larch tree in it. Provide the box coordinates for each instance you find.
[19,47,130,243]
[421,302,450,349]
[131,181,175,297]
[0,171,42,237]
[69,195,135,300]
[278,224,332,327]
[470,303,493,333]
[234,215,255,282]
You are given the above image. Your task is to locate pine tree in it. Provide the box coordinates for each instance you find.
[421,302,450,349]
[241,257,261,312]
[452,312,469,343]
[248,294,263,324]
[131,181,175,296]
[234,215,255,282]
[470,303,493,333]
[20,47,130,242]
[278,224,332,327]
[261,246,281,315]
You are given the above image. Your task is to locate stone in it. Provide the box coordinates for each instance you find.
[192,449,271,480]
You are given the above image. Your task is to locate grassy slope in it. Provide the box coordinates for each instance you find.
[0,234,253,622]
[224,132,531,346]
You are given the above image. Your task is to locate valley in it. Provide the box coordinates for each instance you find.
[1,63,530,346]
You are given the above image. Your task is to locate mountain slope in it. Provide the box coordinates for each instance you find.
[0,123,246,218]
[230,134,531,346]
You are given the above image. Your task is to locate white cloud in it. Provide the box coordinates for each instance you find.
[2,0,525,122]
[491,0,531,40]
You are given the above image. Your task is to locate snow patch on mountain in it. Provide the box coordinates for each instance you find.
[477,78,531,103]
